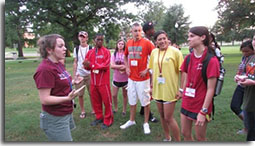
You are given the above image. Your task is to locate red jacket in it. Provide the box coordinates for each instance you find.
[84,46,111,86]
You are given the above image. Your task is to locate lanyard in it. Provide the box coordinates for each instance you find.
[187,49,207,88]
[157,48,167,77]
[48,59,72,91]
[79,46,88,61]
[94,47,105,64]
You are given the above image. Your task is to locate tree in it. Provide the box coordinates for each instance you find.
[24,0,148,54]
[138,0,167,31]
[216,0,255,32]
[162,4,190,45]
[5,0,29,58]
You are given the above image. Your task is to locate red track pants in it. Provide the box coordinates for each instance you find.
[90,84,113,126]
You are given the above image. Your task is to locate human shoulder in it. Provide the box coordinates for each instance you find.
[209,55,219,63]
[169,46,180,52]
[168,46,182,56]
[151,48,159,54]
[35,60,56,76]
[126,39,134,45]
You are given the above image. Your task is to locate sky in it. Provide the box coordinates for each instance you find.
[158,0,219,27]
[123,0,219,28]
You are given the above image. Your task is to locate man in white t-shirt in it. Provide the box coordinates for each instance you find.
[73,31,94,119]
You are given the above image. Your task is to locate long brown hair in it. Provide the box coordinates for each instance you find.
[189,26,214,54]
[114,39,126,58]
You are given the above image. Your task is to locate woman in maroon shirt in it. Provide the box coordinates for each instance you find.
[34,34,79,141]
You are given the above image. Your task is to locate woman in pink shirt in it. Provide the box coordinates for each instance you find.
[110,39,128,116]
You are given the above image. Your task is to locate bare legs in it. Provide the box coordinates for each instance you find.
[156,102,180,141]
[181,113,208,141]
[112,86,127,114]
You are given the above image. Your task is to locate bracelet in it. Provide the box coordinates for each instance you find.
[179,88,183,93]
[199,111,206,116]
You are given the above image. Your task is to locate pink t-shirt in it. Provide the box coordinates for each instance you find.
[111,52,128,82]
[33,59,73,116]
[180,49,220,114]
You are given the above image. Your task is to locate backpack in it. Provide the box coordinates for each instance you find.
[75,45,93,62]
[185,51,226,119]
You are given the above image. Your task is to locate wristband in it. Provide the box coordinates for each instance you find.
[199,111,206,116]
[179,88,183,93]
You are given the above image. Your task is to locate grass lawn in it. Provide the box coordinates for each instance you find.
[4,45,247,142]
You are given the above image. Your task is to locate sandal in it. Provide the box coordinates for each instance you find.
[80,112,86,119]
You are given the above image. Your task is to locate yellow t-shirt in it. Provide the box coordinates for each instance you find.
[149,46,184,102]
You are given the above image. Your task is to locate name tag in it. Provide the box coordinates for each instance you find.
[157,77,165,84]
[93,70,99,74]
[185,87,196,98]
[130,60,138,66]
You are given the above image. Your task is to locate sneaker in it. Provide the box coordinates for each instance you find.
[236,129,247,135]
[101,123,111,130]
[120,120,136,129]
[90,119,103,126]
[143,123,151,134]
[163,137,172,141]
[149,116,158,123]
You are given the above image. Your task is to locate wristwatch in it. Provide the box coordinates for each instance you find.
[201,108,208,113]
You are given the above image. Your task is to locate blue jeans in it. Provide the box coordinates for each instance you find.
[246,111,255,141]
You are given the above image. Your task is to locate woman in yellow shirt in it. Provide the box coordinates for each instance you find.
[149,30,183,141]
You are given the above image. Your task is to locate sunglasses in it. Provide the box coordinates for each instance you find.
[79,35,86,38]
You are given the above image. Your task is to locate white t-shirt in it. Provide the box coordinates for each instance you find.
[73,45,91,77]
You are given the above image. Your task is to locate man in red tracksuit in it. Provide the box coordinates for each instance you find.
[83,33,113,129]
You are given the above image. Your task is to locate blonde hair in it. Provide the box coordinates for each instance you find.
[37,34,64,58]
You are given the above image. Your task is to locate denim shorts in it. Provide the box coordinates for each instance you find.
[40,111,76,141]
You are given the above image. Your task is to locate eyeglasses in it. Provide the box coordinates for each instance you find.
[79,35,86,38]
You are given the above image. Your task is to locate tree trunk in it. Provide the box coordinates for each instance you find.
[17,40,24,58]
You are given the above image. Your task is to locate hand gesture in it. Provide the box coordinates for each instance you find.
[139,69,148,78]
[126,67,130,76]
[73,75,84,85]
[83,59,90,68]
[195,113,206,126]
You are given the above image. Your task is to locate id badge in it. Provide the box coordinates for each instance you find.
[93,70,99,74]
[130,60,138,66]
[185,87,196,98]
[157,77,165,84]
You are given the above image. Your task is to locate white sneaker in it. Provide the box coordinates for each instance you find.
[143,123,151,134]
[163,137,172,141]
[120,120,136,129]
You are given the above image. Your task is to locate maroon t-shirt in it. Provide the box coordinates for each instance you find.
[33,59,73,116]
[180,49,220,114]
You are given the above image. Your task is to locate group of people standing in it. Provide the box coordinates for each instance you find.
[33,21,255,142]
[230,36,255,141]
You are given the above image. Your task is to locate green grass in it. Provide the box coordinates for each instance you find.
[4,46,247,142]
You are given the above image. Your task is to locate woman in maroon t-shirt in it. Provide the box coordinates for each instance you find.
[179,27,219,141]
[33,34,79,141]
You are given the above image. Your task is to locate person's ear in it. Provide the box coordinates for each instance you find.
[46,47,53,55]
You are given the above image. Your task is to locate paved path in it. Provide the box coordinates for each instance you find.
[5,52,40,61]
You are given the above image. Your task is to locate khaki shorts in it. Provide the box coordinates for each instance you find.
[40,111,76,141]
[75,75,90,97]
[127,78,151,106]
